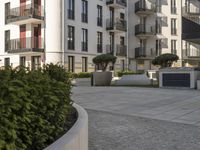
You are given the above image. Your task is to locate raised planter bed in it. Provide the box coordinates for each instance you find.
[44,103,88,150]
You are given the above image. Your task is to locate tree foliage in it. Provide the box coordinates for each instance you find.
[0,64,73,150]
[93,54,117,71]
[152,53,179,68]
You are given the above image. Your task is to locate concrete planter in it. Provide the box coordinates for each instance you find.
[44,103,88,150]
[92,71,112,86]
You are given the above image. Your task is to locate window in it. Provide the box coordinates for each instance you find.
[171,0,176,14]
[82,57,88,72]
[5,2,10,24]
[156,40,162,56]
[4,58,10,67]
[156,17,162,34]
[82,0,88,23]
[97,32,103,53]
[68,56,74,72]
[97,5,103,27]
[82,28,88,51]
[31,56,41,70]
[156,0,161,13]
[109,32,114,54]
[171,19,177,35]
[171,40,177,54]
[68,0,75,20]
[120,60,125,71]
[5,30,10,52]
[68,26,75,50]
[20,56,26,66]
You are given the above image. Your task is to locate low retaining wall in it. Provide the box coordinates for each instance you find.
[44,103,88,150]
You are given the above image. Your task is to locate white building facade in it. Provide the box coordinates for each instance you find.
[0,0,127,72]
[128,0,200,71]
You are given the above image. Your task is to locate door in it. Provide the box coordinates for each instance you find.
[34,0,41,15]
[20,25,26,48]
[34,25,41,48]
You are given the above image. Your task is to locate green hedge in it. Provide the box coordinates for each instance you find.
[0,64,73,150]
[69,72,92,79]
[117,70,144,77]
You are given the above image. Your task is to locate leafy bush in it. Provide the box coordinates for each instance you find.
[93,54,117,71]
[0,64,74,150]
[152,53,179,68]
[117,70,143,77]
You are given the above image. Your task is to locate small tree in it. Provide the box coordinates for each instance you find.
[152,53,179,68]
[93,54,117,71]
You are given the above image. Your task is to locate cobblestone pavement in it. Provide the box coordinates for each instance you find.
[72,86,200,150]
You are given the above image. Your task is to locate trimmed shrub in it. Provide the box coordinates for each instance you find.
[152,53,179,68]
[0,64,73,150]
[93,54,117,71]
[76,72,91,78]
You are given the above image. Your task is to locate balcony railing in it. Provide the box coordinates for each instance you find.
[81,42,88,52]
[135,24,155,36]
[68,9,75,20]
[116,45,127,56]
[135,0,155,15]
[106,0,127,7]
[106,18,127,32]
[6,4,44,24]
[97,44,103,53]
[135,47,157,58]
[106,45,114,55]
[97,17,103,27]
[182,6,200,16]
[171,6,177,14]
[81,13,88,23]
[6,37,44,53]
[183,49,200,58]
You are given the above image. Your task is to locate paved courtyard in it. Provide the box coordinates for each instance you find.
[72,87,200,150]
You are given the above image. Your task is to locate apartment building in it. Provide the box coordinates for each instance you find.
[128,0,200,71]
[0,0,127,72]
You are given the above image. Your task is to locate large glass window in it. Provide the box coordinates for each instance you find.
[81,0,88,23]
[68,0,75,20]
[82,28,88,51]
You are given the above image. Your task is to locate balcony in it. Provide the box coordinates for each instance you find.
[106,45,114,55]
[6,37,44,53]
[106,0,126,8]
[183,49,200,60]
[135,24,155,38]
[135,47,157,59]
[81,13,88,23]
[116,45,127,56]
[106,18,127,32]
[135,0,155,16]
[6,4,44,25]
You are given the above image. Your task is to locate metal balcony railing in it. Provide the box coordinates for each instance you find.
[182,6,200,16]
[171,6,177,14]
[106,18,127,32]
[135,47,157,58]
[106,45,114,55]
[97,44,103,53]
[135,0,155,14]
[6,37,44,53]
[68,9,75,20]
[81,42,88,52]
[6,4,44,24]
[135,24,156,36]
[183,49,200,58]
[97,17,103,26]
[81,13,88,23]
[116,45,127,56]
[106,0,127,7]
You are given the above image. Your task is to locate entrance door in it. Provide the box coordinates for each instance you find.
[20,25,26,48]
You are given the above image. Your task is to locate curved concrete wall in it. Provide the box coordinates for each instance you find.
[44,103,88,150]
